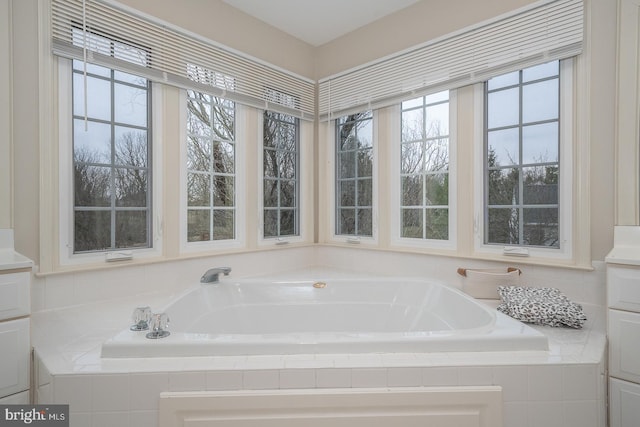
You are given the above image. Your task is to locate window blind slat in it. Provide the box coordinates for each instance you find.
[318,0,583,120]
[51,0,315,120]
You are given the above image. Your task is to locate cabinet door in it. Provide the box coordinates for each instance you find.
[608,265,640,312]
[0,318,30,398]
[0,271,30,321]
[610,309,640,383]
[610,378,640,427]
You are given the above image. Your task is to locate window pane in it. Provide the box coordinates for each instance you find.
[280,210,296,235]
[357,179,372,207]
[487,88,519,128]
[488,128,519,167]
[425,91,449,104]
[187,101,212,138]
[73,73,111,121]
[338,209,356,235]
[263,210,278,237]
[357,149,373,177]
[115,210,148,248]
[278,151,297,180]
[115,127,147,167]
[339,180,356,206]
[522,122,558,164]
[74,119,111,164]
[213,210,234,240]
[263,149,278,178]
[426,208,448,240]
[263,179,278,207]
[487,208,519,244]
[74,210,111,251]
[425,102,449,138]
[425,174,448,205]
[402,108,424,142]
[523,61,559,82]
[401,208,423,238]
[488,168,519,205]
[188,173,210,207]
[213,141,235,174]
[187,209,210,242]
[523,208,558,247]
[401,142,423,174]
[402,175,423,206]
[115,168,147,207]
[114,82,148,127]
[522,79,558,123]
[488,71,519,90]
[357,119,373,148]
[212,176,234,207]
[213,104,235,141]
[187,137,212,172]
[74,165,111,207]
[279,179,296,208]
[425,139,449,172]
[357,208,373,236]
[523,166,558,205]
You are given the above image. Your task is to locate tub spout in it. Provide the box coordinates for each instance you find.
[201,267,231,283]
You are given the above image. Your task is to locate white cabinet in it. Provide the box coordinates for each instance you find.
[610,378,640,427]
[0,230,33,401]
[607,238,640,427]
[0,318,30,398]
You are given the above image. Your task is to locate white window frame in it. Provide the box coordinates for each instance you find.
[258,111,312,246]
[57,57,163,266]
[390,91,458,250]
[473,59,574,260]
[179,91,246,254]
[328,111,379,245]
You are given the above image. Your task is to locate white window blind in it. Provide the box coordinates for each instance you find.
[319,0,583,120]
[51,0,316,120]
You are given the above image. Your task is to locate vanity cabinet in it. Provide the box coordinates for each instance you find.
[606,229,640,427]
[0,230,33,404]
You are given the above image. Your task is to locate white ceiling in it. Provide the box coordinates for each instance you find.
[222,0,421,47]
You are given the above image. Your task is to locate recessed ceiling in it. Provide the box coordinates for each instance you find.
[222,0,421,47]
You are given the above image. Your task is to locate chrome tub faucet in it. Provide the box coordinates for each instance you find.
[201,267,231,283]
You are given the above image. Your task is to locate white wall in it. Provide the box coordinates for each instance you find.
[0,0,12,228]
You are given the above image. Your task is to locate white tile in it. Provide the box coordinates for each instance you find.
[243,370,280,390]
[206,370,243,391]
[387,367,422,387]
[563,400,599,427]
[38,356,52,386]
[279,369,316,389]
[45,274,76,309]
[421,367,458,386]
[92,374,130,412]
[493,366,528,402]
[53,375,93,412]
[129,373,169,411]
[527,401,564,427]
[351,368,387,388]
[91,411,129,427]
[129,410,158,427]
[68,412,92,427]
[562,364,597,400]
[315,368,351,388]
[503,401,527,427]
[168,371,206,392]
[458,366,492,385]
[528,365,562,401]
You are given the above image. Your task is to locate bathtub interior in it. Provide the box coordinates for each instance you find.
[101,274,549,358]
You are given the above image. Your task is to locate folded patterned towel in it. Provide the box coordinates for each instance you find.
[497,286,587,329]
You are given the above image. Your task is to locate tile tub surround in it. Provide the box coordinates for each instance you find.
[31,270,607,427]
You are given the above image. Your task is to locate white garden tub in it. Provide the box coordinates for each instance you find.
[101,274,548,358]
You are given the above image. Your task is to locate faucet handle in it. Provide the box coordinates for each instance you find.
[146,312,170,339]
[130,306,152,331]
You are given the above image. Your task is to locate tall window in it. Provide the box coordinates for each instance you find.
[400,91,450,240]
[263,111,299,238]
[335,111,373,237]
[484,61,560,248]
[186,91,236,242]
[72,56,151,252]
